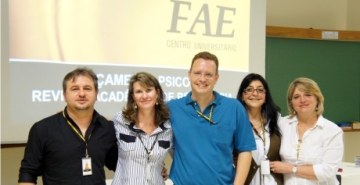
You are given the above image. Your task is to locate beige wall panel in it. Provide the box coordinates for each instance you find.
[347,0,360,30]
[267,0,347,30]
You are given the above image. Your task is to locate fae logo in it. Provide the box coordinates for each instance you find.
[167,0,236,37]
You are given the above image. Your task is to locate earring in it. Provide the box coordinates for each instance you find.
[156,101,159,106]
[134,104,137,109]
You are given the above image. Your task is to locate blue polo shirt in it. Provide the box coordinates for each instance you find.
[168,91,256,185]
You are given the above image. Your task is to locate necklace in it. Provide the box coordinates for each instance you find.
[296,122,316,162]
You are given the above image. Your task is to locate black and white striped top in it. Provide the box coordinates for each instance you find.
[111,112,172,185]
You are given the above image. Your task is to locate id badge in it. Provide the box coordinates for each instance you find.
[261,160,270,175]
[82,157,93,176]
[146,163,151,180]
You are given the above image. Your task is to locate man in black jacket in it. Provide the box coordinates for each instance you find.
[18,67,118,185]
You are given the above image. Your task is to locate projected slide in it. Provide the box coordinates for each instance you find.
[3,0,253,143]
[10,0,248,70]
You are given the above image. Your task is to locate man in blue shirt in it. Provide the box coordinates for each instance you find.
[168,51,256,185]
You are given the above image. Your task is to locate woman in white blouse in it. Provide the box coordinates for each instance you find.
[270,77,343,185]
[112,72,172,185]
[236,73,283,185]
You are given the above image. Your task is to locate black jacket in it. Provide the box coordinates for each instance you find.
[19,108,118,185]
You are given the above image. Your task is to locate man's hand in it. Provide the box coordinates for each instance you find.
[162,167,169,180]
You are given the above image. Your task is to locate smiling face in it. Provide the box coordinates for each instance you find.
[242,80,266,109]
[132,82,159,111]
[290,87,318,117]
[286,77,324,117]
[64,75,97,113]
[188,58,219,97]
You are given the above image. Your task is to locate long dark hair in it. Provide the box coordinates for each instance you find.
[236,73,281,136]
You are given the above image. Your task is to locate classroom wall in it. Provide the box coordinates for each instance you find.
[347,0,360,30]
[267,0,360,31]
[1,0,3,183]
[343,132,360,164]
[266,0,360,164]
[265,37,360,163]
[265,38,359,123]
[2,147,29,185]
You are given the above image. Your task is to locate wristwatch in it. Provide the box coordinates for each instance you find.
[292,166,298,174]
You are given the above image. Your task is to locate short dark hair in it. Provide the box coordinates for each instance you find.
[62,67,98,92]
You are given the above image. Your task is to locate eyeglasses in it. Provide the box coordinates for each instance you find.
[191,72,216,80]
[244,88,266,94]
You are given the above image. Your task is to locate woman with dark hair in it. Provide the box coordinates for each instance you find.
[112,72,172,185]
[236,73,283,185]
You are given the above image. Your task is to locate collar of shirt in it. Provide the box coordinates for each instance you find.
[63,107,105,140]
[184,91,221,107]
[127,122,169,135]
[287,115,325,129]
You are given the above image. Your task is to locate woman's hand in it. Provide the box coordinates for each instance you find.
[270,161,293,174]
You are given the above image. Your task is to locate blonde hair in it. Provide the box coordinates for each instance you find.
[287,77,324,118]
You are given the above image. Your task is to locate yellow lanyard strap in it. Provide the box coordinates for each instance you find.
[62,111,91,157]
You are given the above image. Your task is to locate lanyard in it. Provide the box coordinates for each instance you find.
[137,133,158,181]
[193,104,216,125]
[62,111,92,157]
[253,124,267,159]
[137,133,159,161]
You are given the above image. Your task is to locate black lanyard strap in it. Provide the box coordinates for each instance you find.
[137,133,159,160]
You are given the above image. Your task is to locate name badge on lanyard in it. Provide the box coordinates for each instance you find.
[254,126,270,175]
[82,157,93,176]
[62,111,93,176]
[261,159,270,175]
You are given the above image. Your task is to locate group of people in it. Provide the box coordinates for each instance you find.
[18,51,343,185]
[236,74,343,185]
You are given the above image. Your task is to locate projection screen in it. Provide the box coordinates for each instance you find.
[1,0,265,143]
